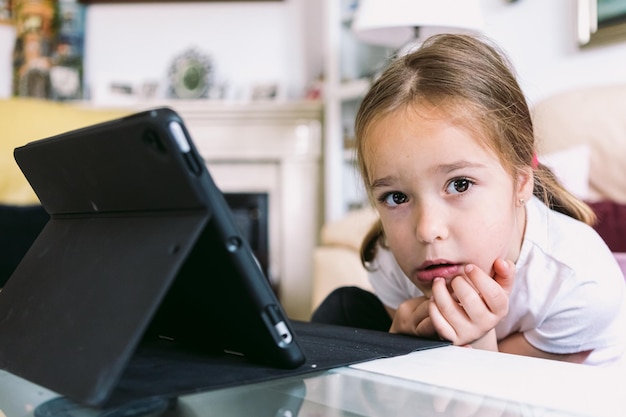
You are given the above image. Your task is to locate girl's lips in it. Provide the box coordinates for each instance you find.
[415,263,463,283]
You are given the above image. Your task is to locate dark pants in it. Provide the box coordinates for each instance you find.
[310,286,392,332]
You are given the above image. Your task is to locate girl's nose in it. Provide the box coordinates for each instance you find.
[414,201,448,244]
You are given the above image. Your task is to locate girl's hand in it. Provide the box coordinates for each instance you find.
[389,296,438,339]
[429,258,515,348]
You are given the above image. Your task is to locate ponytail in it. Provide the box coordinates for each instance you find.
[360,220,383,270]
[532,162,596,226]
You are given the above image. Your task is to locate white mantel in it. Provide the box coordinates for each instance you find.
[137,100,323,320]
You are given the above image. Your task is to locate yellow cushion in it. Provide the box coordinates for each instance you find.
[0,98,130,205]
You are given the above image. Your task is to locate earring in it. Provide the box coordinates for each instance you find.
[519,198,525,205]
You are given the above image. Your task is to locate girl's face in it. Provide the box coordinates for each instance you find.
[364,106,532,297]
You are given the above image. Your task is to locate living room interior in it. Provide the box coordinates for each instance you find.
[1,1,626,416]
[1,0,626,323]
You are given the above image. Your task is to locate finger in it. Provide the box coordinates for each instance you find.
[451,273,495,321]
[428,298,455,342]
[429,278,464,341]
[492,258,516,295]
[390,297,430,335]
[411,297,437,338]
[390,299,418,333]
[438,274,505,345]
[415,316,437,338]
[465,264,509,317]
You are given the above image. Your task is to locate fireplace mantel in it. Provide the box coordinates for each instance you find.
[140,100,323,320]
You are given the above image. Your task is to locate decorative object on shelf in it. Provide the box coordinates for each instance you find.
[250,83,279,101]
[351,0,484,52]
[50,0,85,100]
[167,47,214,99]
[11,0,85,100]
[12,0,57,98]
[578,0,626,46]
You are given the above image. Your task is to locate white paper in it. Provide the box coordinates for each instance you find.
[351,346,625,417]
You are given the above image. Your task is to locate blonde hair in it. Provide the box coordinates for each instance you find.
[356,34,595,266]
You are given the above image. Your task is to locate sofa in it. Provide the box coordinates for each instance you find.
[311,84,626,314]
[0,98,129,286]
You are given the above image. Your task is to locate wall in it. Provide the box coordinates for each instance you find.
[481,0,626,104]
[78,0,626,104]
[1,1,625,103]
[84,0,322,102]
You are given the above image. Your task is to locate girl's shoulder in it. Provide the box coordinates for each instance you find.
[525,197,614,259]
[520,198,624,291]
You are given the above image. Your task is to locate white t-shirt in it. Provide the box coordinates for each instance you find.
[368,197,626,366]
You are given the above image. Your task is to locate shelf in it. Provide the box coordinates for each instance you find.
[323,0,384,222]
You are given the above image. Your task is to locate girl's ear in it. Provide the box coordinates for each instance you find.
[516,166,534,202]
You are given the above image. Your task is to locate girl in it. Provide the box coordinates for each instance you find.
[351,34,626,365]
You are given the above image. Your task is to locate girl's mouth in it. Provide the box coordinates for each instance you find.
[415,262,463,283]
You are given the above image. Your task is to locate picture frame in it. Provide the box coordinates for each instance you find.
[578,0,626,47]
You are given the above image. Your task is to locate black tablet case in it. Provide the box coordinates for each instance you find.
[0,108,448,409]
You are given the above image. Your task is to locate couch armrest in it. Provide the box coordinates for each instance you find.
[311,246,371,314]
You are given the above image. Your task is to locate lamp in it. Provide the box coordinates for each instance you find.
[351,0,484,49]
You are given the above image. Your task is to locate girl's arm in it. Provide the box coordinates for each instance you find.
[388,259,594,363]
[498,332,592,364]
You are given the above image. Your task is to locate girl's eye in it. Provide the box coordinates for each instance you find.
[446,178,474,195]
[381,192,408,207]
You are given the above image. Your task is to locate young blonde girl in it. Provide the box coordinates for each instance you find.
[315,34,626,366]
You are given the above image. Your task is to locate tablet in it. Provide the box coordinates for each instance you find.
[0,108,305,406]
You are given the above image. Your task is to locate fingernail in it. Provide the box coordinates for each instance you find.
[465,264,474,273]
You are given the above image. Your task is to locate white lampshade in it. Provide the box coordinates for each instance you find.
[352,0,485,48]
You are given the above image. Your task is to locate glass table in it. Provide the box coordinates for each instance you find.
[1,345,622,417]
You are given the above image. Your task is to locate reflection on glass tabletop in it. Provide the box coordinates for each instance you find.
[0,365,590,417]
